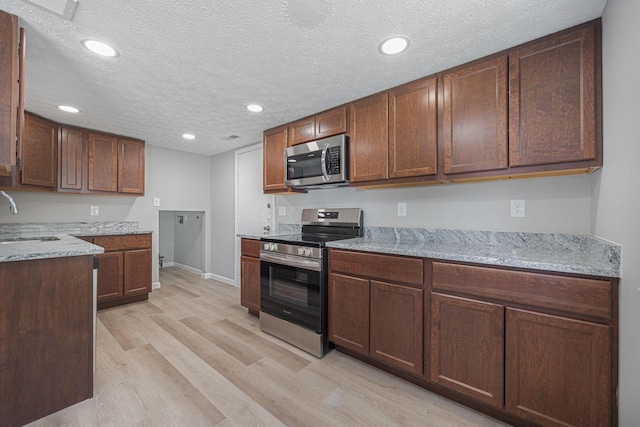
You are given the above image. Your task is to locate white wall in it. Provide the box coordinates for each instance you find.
[210,150,236,282]
[277,174,592,234]
[0,144,212,284]
[594,0,639,424]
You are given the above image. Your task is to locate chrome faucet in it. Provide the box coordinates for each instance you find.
[0,191,18,214]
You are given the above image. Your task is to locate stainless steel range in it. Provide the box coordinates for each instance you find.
[260,208,363,357]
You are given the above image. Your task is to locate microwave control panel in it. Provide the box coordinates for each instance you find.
[327,146,341,175]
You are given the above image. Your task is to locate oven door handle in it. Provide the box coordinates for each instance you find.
[260,252,322,272]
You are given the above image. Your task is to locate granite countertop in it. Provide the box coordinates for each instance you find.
[326,228,621,278]
[0,222,152,263]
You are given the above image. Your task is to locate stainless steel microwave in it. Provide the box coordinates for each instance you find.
[285,134,349,189]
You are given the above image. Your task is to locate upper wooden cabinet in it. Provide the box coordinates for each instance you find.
[118,138,145,194]
[287,106,347,146]
[509,24,599,167]
[0,11,23,175]
[442,56,508,175]
[349,94,389,183]
[58,129,145,196]
[88,132,118,192]
[389,77,438,179]
[20,112,58,188]
[263,126,288,193]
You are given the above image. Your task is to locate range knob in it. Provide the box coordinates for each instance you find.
[297,248,305,256]
[263,243,270,251]
[304,248,312,256]
[269,243,277,251]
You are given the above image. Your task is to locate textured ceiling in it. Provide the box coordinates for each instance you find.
[0,0,606,156]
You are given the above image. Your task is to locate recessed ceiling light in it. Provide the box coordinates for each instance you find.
[246,104,264,113]
[182,133,196,140]
[58,105,80,113]
[81,39,119,57]
[378,36,410,55]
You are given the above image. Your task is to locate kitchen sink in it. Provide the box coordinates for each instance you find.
[0,236,60,244]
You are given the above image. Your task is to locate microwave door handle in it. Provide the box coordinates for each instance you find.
[320,145,330,182]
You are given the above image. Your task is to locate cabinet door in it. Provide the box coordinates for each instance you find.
[0,11,18,169]
[349,94,389,183]
[124,248,151,296]
[118,138,145,194]
[240,255,260,312]
[389,77,438,178]
[316,106,347,140]
[506,308,610,427]
[97,251,123,301]
[20,112,58,187]
[287,117,315,146]
[509,25,598,167]
[442,56,508,174]
[328,273,370,355]
[430,293,504,407]
[370,280,423,375]
[263,126,288,192]
[59,127,84,190]
[88,133,118,192]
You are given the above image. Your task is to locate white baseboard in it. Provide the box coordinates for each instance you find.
[173,262,203,275]
[162,261,174,268]
[204,273,237,287]
[152,281,161,290]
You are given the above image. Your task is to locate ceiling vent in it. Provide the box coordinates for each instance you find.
[22,0,78,21]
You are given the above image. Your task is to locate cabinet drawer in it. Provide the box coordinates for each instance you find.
[329,249,423,287]
[432,262,611,320]
[241,238,261,258]
[93,234,151,252]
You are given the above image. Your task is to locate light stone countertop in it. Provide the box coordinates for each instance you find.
[0,222,152,263]
[240,225,621,278]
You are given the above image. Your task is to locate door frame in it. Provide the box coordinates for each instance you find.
[234,143,275,286]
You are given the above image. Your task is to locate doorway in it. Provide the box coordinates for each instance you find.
[158,210,205,276]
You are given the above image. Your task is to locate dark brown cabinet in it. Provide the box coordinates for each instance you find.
[0,255,93,426]
[509,24,599,168]
[0,10,23,175]
[349,94,389,183]
[58,129,145,195]
[442,56,508,175]
[430,292,504,407]
[505,308,611,427]
[328,249,424,375]
[240,238,261,315]
[263,126,288,193]
[91,233,152,309]
[287,106,347,146]
[389,77,438,179]
[18,112,58,189]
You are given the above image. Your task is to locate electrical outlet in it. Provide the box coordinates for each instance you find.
[397,202,407,217]
[153,197,160,207]
[90,206,99,216]
[278,206,286,216]
[510,199,526,218]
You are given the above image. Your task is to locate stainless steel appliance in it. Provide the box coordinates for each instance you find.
[285,134,348,189]
[260,208,363,357]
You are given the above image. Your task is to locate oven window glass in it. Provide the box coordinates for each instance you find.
[287,151,323,179]
[267,264,318,309]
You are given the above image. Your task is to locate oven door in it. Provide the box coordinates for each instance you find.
[260,251,325,333]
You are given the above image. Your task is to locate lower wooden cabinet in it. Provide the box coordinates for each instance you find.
[429,292,504,407]
[505,308,611,427]
[240,238,261,315]
[328,249,424,376]
[90,233,152,309]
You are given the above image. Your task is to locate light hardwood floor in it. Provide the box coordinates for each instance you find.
[27,267,508,427]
